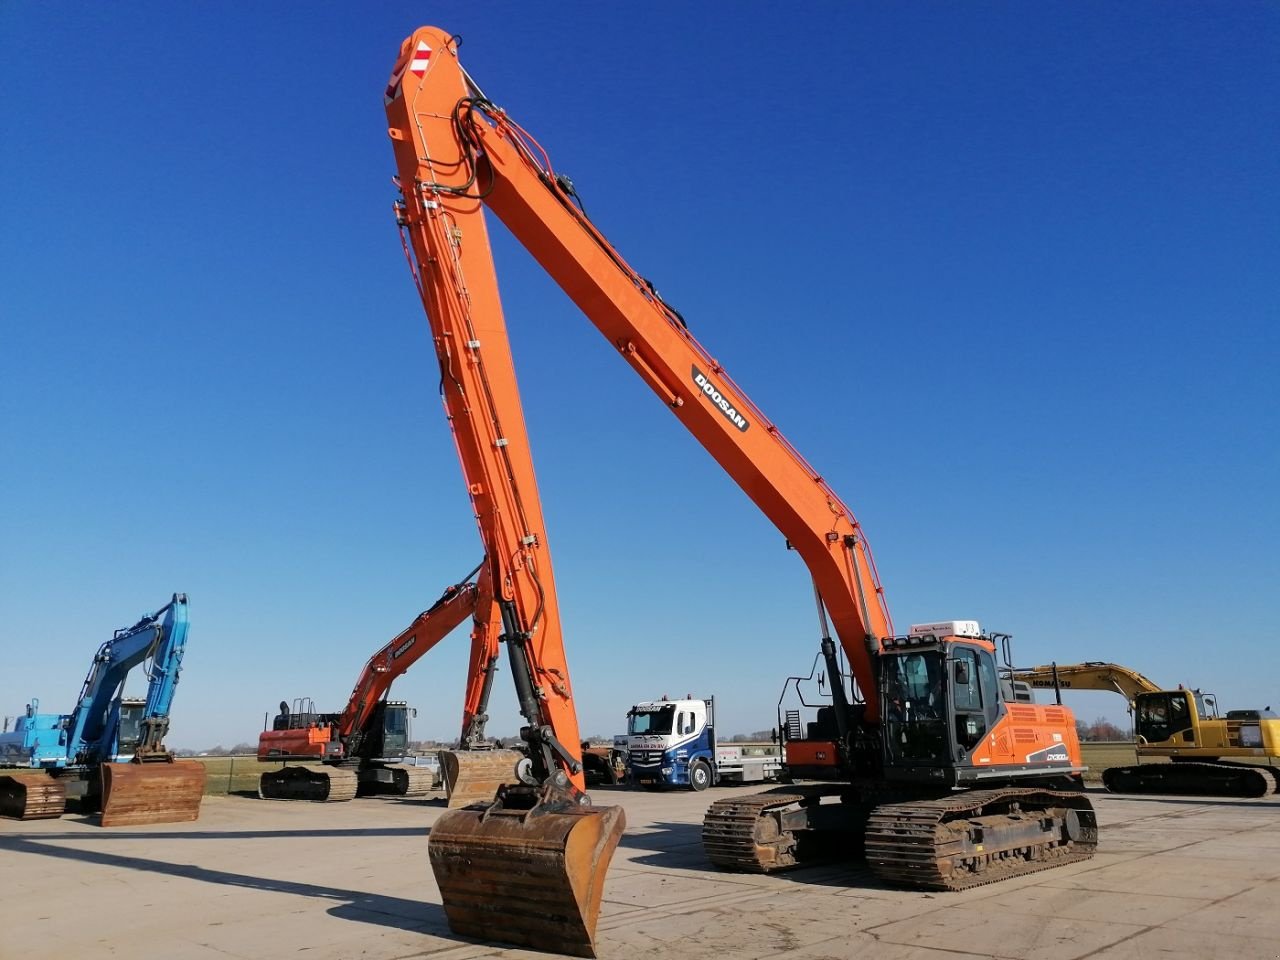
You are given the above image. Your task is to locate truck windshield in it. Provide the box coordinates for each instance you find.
[628,705,676,735]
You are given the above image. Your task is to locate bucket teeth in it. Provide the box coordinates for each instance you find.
[429,802,625,958]
[100,761,206,827]
[439,749,524,808]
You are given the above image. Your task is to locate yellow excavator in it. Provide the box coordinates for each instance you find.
[1014,662,1280,797]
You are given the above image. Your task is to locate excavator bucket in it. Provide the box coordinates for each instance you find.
[0,772,66,820]
[439,749,524,808]
[100,761,206,827]
[429,802,625,958]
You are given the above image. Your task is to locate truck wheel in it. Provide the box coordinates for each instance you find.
[689,759,711,792]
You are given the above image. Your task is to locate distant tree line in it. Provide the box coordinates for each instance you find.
[717,730,776,743]
[1076,717,1131,741]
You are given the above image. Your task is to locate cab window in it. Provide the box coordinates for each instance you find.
[951,649,988,750]
[1136,692,1194,743]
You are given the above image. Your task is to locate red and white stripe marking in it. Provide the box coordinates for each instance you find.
[409,41,432,77]
[385,41,433,103]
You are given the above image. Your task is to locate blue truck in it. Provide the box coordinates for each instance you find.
[623,696,782,790]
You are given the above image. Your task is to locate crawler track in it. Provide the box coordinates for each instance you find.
[380,763,437,797]
[702,785,836,872]
[258,764,359,802]
[0,773,67,820]
[704,784,1097,890]
[1103,762,1278,798]
[864,788,1097,890]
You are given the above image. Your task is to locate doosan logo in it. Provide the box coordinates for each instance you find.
[392,637,416,659]
[692,365,749,432]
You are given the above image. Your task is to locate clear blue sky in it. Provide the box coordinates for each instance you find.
[1,4,1276,749]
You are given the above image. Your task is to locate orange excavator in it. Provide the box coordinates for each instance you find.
[383,26,1098,958]
[257,569,514,802]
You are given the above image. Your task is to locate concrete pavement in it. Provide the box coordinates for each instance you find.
[2,786,1278,960]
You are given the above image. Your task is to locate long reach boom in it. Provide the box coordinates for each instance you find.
[384,27,1096,958]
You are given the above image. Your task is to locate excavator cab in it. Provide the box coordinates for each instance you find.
[879,624,1084,787]
[880,643,953,766]
[1134,690,1197,746]
[359,700,413,761]
[114,698,145,760]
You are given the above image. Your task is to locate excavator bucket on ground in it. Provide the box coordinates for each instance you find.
[439,749,524,808]
[429,800,625,958]
[0,772,66,820]
[100,761,206,827]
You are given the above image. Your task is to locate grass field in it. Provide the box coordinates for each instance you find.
[1080,741,1139,780]
[192,756,281,795]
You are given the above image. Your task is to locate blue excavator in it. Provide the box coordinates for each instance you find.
[0,594,206,825]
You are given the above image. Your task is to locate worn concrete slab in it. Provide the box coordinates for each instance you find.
[1,786,1277,960]
[1087,925,1280,960]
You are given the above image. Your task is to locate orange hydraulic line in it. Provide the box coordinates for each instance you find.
[385,30,585,787]
[386,26,892,721]
[337,575,481,740]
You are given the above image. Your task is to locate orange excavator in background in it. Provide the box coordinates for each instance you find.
[256,568,512,802]
[383,26,1098,958]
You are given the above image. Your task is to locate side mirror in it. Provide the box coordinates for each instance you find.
[411,708,418,719]
[954,661,971,685]
[771,727,779,743]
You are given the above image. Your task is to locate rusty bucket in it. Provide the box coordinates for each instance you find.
[0,772,66,820]
[100,761,206,827]
[439,749,524,808]
[429,801,625,957]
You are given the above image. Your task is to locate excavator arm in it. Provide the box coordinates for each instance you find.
[132,594,192,761]
[336,569,483,754]
[1013,661,1162,709]
[66,594,188,764]
[386,32,590,794]
[386,31,891,729]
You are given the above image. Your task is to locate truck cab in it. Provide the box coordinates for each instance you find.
[624,696,782,790]
[625,696,715,790]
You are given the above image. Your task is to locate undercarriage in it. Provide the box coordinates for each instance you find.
[703,780,1097,889]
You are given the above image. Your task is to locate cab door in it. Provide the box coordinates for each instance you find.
[949,645,1003,764]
